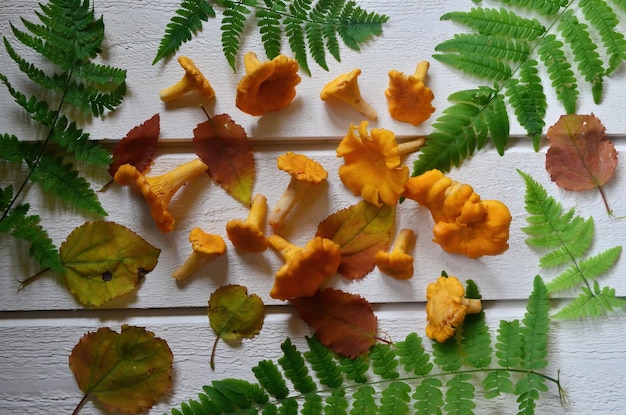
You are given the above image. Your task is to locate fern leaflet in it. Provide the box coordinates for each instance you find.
[519,170,625,318]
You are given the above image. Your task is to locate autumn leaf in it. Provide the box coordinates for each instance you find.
[208,284,265,369]
[69,325,173,414]
[108,113,160,177]
[317,200,395,279]
[546,114,618,213]
[290,288,378,358]
[193,113,255,206]
[60,221,160,307]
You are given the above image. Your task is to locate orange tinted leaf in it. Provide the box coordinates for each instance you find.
[317,200,395,279]
[291,288,377,358]
[108,113,160,177]
[193,113,255,206]
[546,114,618,191]
[69,325,173,414]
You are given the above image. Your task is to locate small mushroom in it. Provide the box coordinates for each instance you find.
[159,56,215,102]
[114,158,209,232]
[268,234,341,300]
[226,194,269,252]
[425,275,482,343]
[172,228,226,280]
[320,68,377,120]
[385,60,435,126]
[268,152,328,230]
[375,228,416,280]
[337,121,423,207]
[236,51,301,116]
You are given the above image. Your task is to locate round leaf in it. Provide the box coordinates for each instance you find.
[60,221,160,306]
[208,284,265,341]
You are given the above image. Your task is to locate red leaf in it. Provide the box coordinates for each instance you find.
[193,114,255,206]
[290,288,378,358]
[546,114,618,191]
[108,113,160,177]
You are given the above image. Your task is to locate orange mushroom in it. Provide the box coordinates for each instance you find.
[337,121,424,207]
[113,158,208,232]
[375,228,416,280]
[320,68,377,120]
[159,56,215,102]
[268,234,341,300]
[226,194,269,252]
[404,169,511,258]
[172,228,226,280]
[385,60,435,126]
[236,51,301,116]
[425,275,482,343]
[268,152,328,230]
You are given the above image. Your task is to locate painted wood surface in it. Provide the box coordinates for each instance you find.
[1,1,625,414]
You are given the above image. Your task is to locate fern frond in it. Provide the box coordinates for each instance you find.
[537,34,579,114]
[483,370,514,398]
[435,33,531,62]
[520,276,550,371]
[433,52,513,81]
[581,0,626,74]
[369,343,399,380]
[221,0,257,71]
[496,0,567,15]
[304,336,343,388]
[432,338,464,373]
[546,246,622,292]
[48,116,111,166]
[412,87,509,175]
[445,374,476,414]
[285,0,312,74]
[256,0,285,59]
[461,310,492,369]
[494,319,523,369]
[515,372,548,415]
[395,332,434,376]
[413,378,444,414]
[252,360,290,399]
[440,8,546,40]
[278,338,316,394]
[379,381,411,415]
[552,281,626,319]
[324,389,348,413]
[153,0,216,64]
[351,385,377,413]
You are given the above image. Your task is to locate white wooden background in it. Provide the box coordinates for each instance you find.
[1,0,625,414]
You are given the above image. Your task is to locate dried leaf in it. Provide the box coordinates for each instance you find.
[208,284,265,369]
[69,325,173,414]
[317,200,395,279]
[60,221,160,307]
[193,113,255,206]
[546,114,618,191]
[108,113,160,177]
[291,288,378,358]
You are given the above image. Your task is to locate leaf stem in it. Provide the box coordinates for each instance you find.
[71,393,89,415]
[17,267,51,292]
[210,335,221,370]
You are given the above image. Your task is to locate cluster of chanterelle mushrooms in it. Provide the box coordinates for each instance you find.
[114,53,513,344]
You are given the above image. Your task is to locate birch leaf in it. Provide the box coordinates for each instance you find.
[69,325,173,414]
[108,113,160,177]
[193,113,255,206]
[317,200,395,279]
[291,288,378,358]
[60,221,160,307]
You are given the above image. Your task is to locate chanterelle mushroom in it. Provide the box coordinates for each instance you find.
[320,68,377,120]
[172,228,226,280]
[226,194,269,252]
[337,121,424,207]
[375,228,416,280]
[236,51,301,116]
[159,56,215,102]
[425,275,482,343]
[404,169,512,258]
[385,60,435,126]
[268,152,328,230]
[114,158,208,233]
[268,234,341,300]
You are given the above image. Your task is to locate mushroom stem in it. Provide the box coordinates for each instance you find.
[247,193,268,229]
[159,77,196,102]
[267,234,300,260]
[413,61,430,82]
[397,136,426,156]
[269,178,311,229]
[244,51,262,73]
[390,228,415,255]
[159,56,215,102]
[172,251,205,281]
[461,298,483,314]
[145,158,209,206]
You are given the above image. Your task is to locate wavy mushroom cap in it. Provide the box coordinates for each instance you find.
[277,152,328,184]
[320,68,377,120]
[159,56,215,102]
[385,61,435,126]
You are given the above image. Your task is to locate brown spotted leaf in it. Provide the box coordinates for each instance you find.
[546,114,618,191]
[193,114,255,206]
[60,221,160,307]
[108,113,160,177]
[69,325,173,414]
[317,200,395,279]
[290,288,377,358]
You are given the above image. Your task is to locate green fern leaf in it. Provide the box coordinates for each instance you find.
[351,385,377,414]
[395,332,433,376]
[369,343,399,380]
[379,381,411,415]
[337,354,369,384]
[153,0,216,64]
[324,389,348,414]
[222,1,256,72]
[336,1,388,50]
[537,34,579,114]
[494,319,523,369]
[432,338,464,373]
[303,393,323,414]
[253,360,290,399]
[433,52,512,81]
[257,1,285,59]
[552,282,626,319]
[461,310,492,369]
[444,374,476,415]
[483,370,514,398]
[278,338,316,394]
[515,372,548,415]
[48,116,111,166]
[412,378,444,415]
[305,21,329,71]
[498,0,567,15]
[581,0,626,74]
[304,336,343,388]
[520,276,550,372]
[441,7,546,40]
[611,0,626,12]
[435,33,531,62]
[279,397,299,414]
[213,378,270,408]
[546,246,622,292]
[285,0,312,75]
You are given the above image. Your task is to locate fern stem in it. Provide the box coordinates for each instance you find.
[17,267,52,292]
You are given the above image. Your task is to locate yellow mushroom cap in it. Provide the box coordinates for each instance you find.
[226,194,269,253]
[236,52,301,116]
[277,152,328,184]
[159,56,215,102]
[320,68,377,120]
[385,61,435,126]
[172,228,226,281]
[375,228,415,280]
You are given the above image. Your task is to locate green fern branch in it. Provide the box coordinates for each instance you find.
[519,170,625,319]
[167,276,563,415]
[413,0,626,175]
[0,0,126,272]
[154,0,389,74]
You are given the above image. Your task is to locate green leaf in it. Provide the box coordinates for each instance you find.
[304,336,343,389]
[520,276,550,371]
[444,373,476,414]
[552,282,626,319]
[379,381,411,415]
[412,378,444,415]
[395,332,433,376]
[60,221,160,307]
[278,338,317,394]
